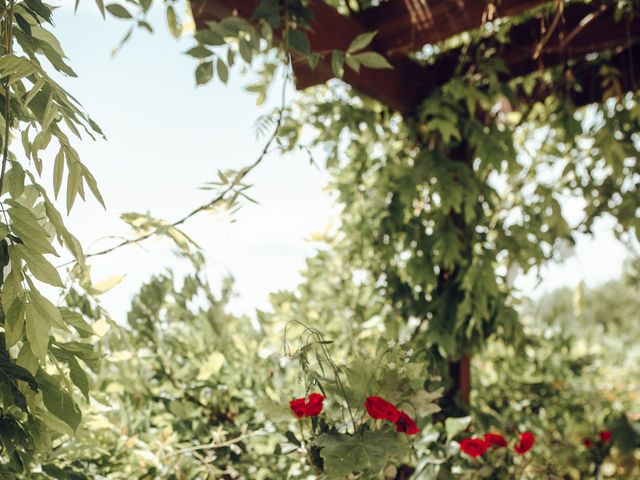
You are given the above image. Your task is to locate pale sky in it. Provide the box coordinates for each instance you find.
[44,3,632,321]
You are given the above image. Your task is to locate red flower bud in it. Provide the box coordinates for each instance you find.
[514,431,535,455]
[583,438,594,448]
[460,437,489,458]
[484,432,507,448]
[365,396,400,423]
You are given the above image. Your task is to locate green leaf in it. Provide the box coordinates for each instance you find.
[25,302,49,362]
[315,431,410,479]
[7,201,57,256]
[445,416,471,440]
[5,297,26,348]
[105,3,131,18]
[26,278,67,331]
[185,45,213,59]
[90,274,125,295]
[238,37,253,63]
[94,0,105,17]
[14,245,64,287]
[36,370,82,432]
[195,61,214,85]
[0,335,38,392]
[67,355,89,400]
[216,58,229,83]
[196,351,225,380]
[348,31,377,53]
[60,309,93,338]
[194,29,225,46]
[287,28,309,54]
[166,5,181,38]
[66,159,80,214]
[352,51,393,69]
[53,148,65,199]
[5,162,25,198]
[80,164,105,208]
[331,50,344,78]
[345,55,360,73]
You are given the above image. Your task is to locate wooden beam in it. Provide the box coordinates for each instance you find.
[414,2,640,104]
[355,0,550,57]
[189,0,640,112]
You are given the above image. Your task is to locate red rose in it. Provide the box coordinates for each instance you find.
[395,411,420,435]
[599,431,612,443]
[514,431,535,455]
[289,397,307,418]
[583,438,594,448]
[460,437,489,458]
[365,396,400,423]
[289,393,325,417]
[484,432,507,448]
[304,393,325,416]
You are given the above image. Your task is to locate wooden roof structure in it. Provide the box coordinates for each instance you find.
[189,0,640,114]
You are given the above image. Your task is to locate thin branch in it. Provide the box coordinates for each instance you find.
[59,64,292,268]
[169,431,264,456]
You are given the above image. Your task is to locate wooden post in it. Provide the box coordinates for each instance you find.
[448,355,471,405]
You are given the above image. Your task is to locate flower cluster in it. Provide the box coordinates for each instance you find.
[460,431,534,458]
[289,393,326,418]
[583,430,613,449]
[365,396,420,435]
[288,393,420,435]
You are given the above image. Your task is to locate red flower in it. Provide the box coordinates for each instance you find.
[460,437,489,458]
[583,438,594,448]
[514,431,535,455]
[289,393,325,418]
[365,396,400,423]
[395,411,420,435]
[289,398,307,418]
[599,431,612,443]
[484,432,507,448]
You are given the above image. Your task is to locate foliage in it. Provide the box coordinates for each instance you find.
[1,0,639,478]
[0,0,109,474]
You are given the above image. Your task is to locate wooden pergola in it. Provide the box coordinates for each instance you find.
[190,0,640,113]
[188,0,640,404]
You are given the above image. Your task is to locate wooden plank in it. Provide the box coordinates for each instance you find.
[355,0,550,57]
